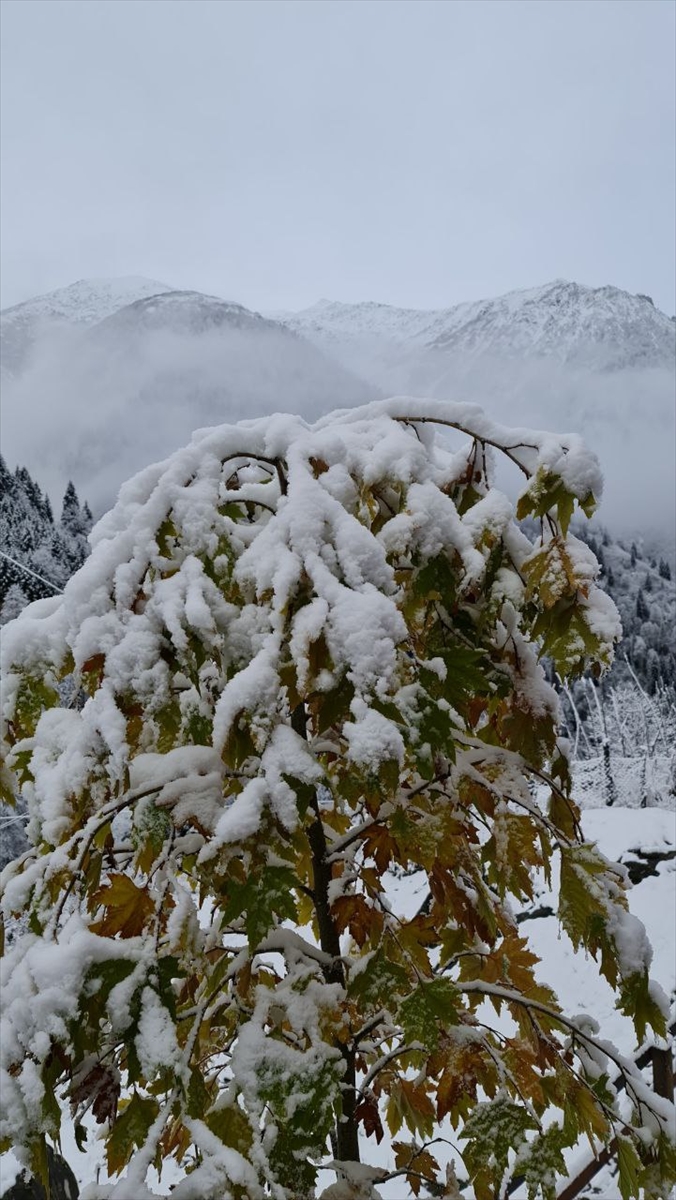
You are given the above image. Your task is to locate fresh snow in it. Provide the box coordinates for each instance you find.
[1,277,173,330]
[276,279,676,373]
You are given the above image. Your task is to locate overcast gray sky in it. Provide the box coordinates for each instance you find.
[1,0,674,314]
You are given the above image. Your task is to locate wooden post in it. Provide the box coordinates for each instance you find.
[652,1044,675,1101]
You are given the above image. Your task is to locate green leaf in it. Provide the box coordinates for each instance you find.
[28,1136,50,1196]
[516,469,580,536]
[580,491,596,519]
[222,712,257,769]
[268,1134,318,1194]
[414,554,458,604]
[498,702,557,768]
[559,842,619,987]
[348,949,409,1008]
[533,599,606,678]
[156,699,182,754]
[187,1067,212,1119]
[0,761,20,802]
[617,1135,642,1200]
[205,1103,253,1154]
[220,866,299,949]
[132,798,172,874]
[399,978,459,1050]
[314,674,355,734]
[155,517,178,557]
[13,675,60,740]
[462,1098,538,1193]
[85,957,138,1003]
[438,643,493,718]
[556,490,575,538]
[156,955,181,1021]
[515,1124,568,1200]
[617,970,667,1043]
[107,1092,160,1175]
[40,1077,62,1139]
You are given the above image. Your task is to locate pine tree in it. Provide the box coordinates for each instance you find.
[636,589,650,621]
[0,464,92,609]
[60,480,81,530]
[659,558,672,581]
[1,400,673,1200]
[0,583,29,626]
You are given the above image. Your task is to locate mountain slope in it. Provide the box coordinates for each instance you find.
[3,275,674,534]
[1,282,378,512]
[91,289,286,340]
[0,276,173,375]
[278,279,676,374]
[276,280,676,537]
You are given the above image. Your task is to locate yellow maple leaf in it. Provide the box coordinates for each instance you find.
[91,874,155,938]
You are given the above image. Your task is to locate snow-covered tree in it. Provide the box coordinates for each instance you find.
[0,583,29,627]
[0,460,92,613]
[61,480,93,543]
[1,399,674,1200]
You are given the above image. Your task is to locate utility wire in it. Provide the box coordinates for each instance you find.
[0,550,63,595]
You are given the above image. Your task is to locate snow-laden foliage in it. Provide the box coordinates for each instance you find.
[1,398,674,1200]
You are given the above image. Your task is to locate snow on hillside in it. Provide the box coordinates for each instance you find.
[278,280,676,373]
[91,289,287,340]
[3,275,674,535]
[0,284,378,514]
[276,282,676,539]
[1,276,173,328]
[0,277,173,376]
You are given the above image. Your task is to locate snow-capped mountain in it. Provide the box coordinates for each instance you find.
[2,275,173,327]
[0,281,377,512]
[274,280,675,539]
[277,279,676,376]
[88,288,297,344]
[2,275,674,536]
[0,276,173,375]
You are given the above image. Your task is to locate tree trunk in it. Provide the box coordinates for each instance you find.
[292,704,360,1163]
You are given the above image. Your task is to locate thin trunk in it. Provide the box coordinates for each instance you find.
[292,704,360,1163]
[589,680,617,806]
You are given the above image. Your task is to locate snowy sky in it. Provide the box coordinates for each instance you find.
[1,0,675,314]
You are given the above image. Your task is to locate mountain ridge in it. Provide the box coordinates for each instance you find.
[2,275,673,535]
[0,276,174,375]
[0,279,378,513]
[274,278,676,373]
[1,275,173,324]
[4,274,674,377]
